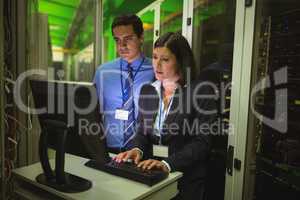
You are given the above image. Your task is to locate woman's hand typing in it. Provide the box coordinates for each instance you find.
[138,159,169,173]
[113,148,142,164]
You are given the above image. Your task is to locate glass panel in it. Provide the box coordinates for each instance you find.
[102,11,116,63]
[160,0,183,34]
[140,10,155,58]
[192,1,236,200]
[64,3,96,82]
[244,0,300,199]
[37,0,97,82]
[71,12,95,82]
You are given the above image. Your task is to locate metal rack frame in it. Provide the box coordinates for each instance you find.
[1,0,6,199]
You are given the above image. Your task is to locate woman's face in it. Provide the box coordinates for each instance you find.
[152,47,180,82]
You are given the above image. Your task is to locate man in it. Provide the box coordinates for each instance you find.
[93,14,154,153]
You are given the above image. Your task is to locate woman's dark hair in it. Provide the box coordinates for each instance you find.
[111,14,144,38]
[154,32,197,85]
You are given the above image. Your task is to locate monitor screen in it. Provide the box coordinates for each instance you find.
[30,79,107,161]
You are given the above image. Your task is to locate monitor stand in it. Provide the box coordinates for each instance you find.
[36,119,92,193]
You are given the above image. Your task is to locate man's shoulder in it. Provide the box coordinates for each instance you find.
[143,57,152,66]
[140,82,157,95]
[95,58,121,71]
[140,57,153,72]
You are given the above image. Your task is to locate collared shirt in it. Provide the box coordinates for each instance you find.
[151,80,175,142]
[93,56,154,148]
[151,80,176,172]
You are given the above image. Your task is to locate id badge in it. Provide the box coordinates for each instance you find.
[115,109,129,120]
[153,145,168,158]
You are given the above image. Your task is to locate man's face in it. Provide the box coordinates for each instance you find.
[113,25,143,63]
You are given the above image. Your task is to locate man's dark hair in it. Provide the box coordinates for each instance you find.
[154,32,197,85]
[111,14,144,38]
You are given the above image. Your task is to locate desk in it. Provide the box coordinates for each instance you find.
[13,154,182,200]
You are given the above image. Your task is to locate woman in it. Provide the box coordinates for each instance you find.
[114,32,216,200]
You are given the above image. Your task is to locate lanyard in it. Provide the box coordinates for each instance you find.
[120,57,145,103]
[158,86,174,133]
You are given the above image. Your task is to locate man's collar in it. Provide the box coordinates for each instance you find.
[121,54,144,69]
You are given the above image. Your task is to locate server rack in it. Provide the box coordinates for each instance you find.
[244,1,300,199]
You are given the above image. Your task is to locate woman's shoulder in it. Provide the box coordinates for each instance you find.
[189,79,217,95]
[140,82,157,95]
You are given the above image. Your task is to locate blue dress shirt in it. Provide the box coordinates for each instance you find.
[93,56,154,148]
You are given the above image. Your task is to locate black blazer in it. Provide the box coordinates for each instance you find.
[129,80,217,199]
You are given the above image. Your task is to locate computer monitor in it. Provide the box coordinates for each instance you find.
[30,79,109,193]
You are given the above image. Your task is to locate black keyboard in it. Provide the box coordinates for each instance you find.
[85,160,168,186]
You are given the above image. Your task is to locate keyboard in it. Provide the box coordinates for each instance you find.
[85,160,168,186]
